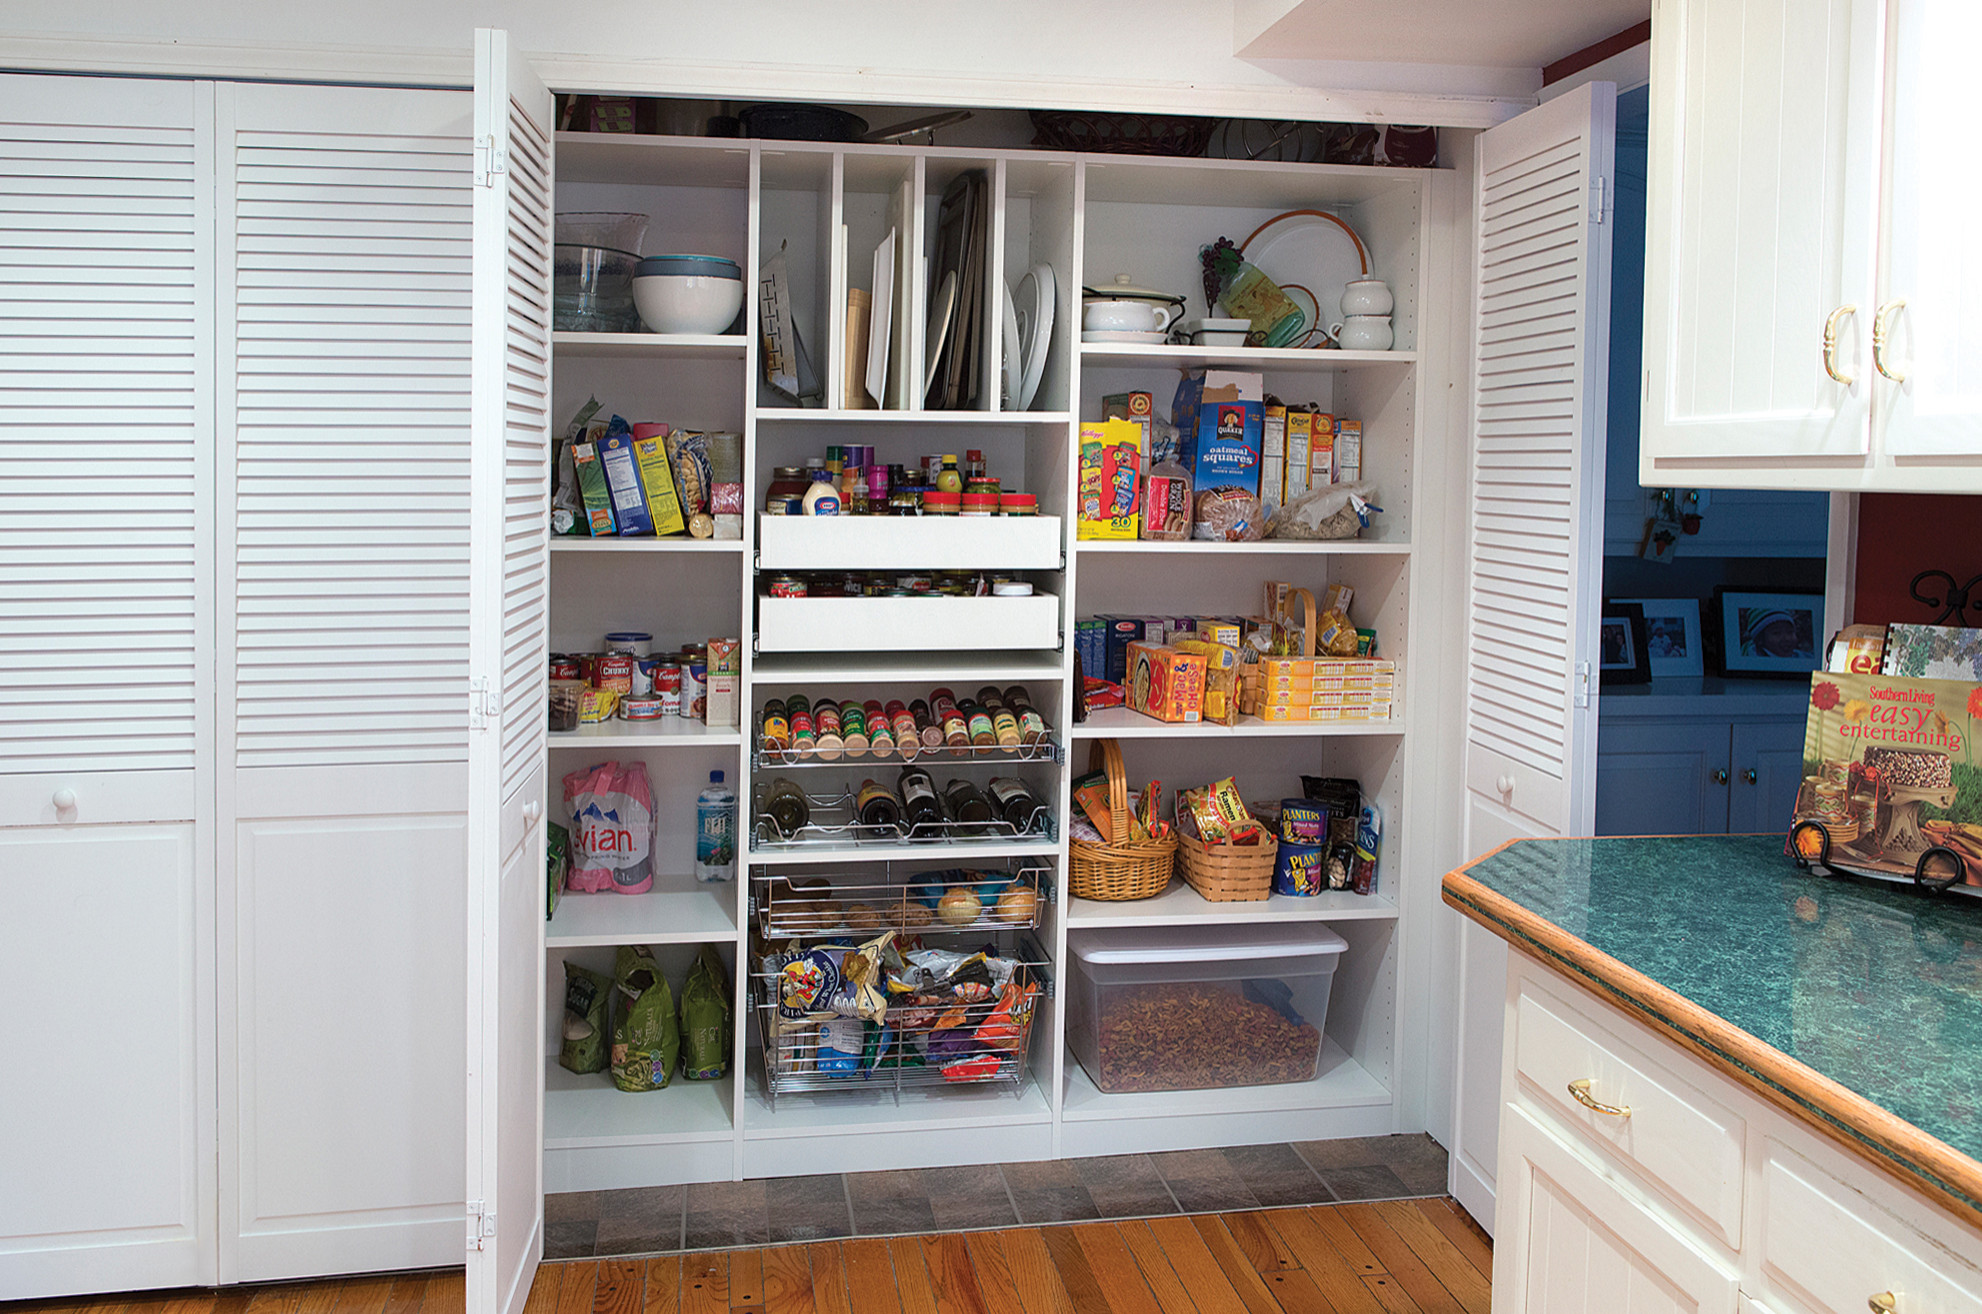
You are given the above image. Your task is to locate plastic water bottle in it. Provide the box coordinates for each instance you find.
[695,770,736,883]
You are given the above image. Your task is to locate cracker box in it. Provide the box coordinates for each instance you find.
[1078,419,1143,539]
[1125,641,1206,724]
[1173,637,1239,726]
[631,432,686,536]
[1171,369,1263,496]
[1788,671,1982,890]
[1195,618,1242,648]
[1334,418,1362,483]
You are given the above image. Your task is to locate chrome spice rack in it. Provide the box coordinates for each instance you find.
[749,784,1057,852]
[748,863,1051,939]
[753,735,1063,769]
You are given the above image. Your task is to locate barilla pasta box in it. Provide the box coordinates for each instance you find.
[1078,418,1142,539]
[631,431,686,536]
[1102,616,1144,684]
[571,441,617,536]
[1171,370,1263,496]
[1125,641,1206,724]
[599,434,655,536]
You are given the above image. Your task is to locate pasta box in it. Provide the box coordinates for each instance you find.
[1171,369,1262,496]
[1125,641,1206,724]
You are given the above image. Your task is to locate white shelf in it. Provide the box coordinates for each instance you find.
[746,838,1060,868]
[758,514,1064,571]
[549,720,744,748]
[1079,344,1416,374]
[752,650,1065,684]
[543,1060,735,1149]
[1067,883,1397,928]
[551,536,747,554]
[552,330,747,360]
[742,1073,1051,1138]
[755,408,1073,426]
[547,876,739,947]
[1059,1037,1388,1122]
[1076,538,1409,555]
[553,132,753,188]
[1070,707,1403,739]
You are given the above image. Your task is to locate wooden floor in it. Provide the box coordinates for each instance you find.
[533,1200,1491,1314]
[5,1199,1489,1314]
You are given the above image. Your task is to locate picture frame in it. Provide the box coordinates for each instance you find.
[1599,602,1652,686]
[1614,597,1704,679]
[1712,587,1824,678]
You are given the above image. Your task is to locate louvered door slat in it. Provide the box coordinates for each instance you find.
[224,108,472,771]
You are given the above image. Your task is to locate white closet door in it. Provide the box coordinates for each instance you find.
[1639,0,1881,470]
[1873,0,1982,464]
[215,81,473,1282]
[466,28,553,1314]
[0,74,216,1297]
[1451,82,1615,1231]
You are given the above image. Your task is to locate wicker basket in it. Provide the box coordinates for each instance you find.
[1177,826,1278,901]
[1068,739,1177,901]
[1029,110,1218,158]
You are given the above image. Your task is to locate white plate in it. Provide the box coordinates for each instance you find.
[922,269,958,404]
[1001,281,1021,408]
[1015,262,1054,411]
[1243,212,1369,341]
[1080,329,1167,343]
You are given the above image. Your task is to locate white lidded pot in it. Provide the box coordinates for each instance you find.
[1330,315,1394,351]
[1082,273,1185,334]
[1339,277,1393,317]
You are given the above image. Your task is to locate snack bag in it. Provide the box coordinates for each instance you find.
[557,961,611,1074]
[678,946,732,1080]
[563,760,655,894]
[610,945,678,1091]
[665,429,713,518]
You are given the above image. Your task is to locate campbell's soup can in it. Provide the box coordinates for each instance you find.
[652,665,683,715]
[597,652,635,694]
[633,656,668,696]
[548,654,582,681]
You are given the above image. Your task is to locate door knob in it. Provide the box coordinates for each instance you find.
[1743,768,1758,785]
[522,800,542,822]
[1714,769,1729,785]
[1496,774,1514,795]
[52,788,77,812]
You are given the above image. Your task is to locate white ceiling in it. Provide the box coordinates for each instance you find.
[1236,0,1650,70]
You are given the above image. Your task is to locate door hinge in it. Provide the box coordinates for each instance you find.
[470,676,502,730]
[467,1200,496,1251]
[1573,660,1592,709]
[475,135,506,188]
[1590,175,1609,224]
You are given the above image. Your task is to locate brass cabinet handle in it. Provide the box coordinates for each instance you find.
[1823,304,1857,386]
[1873,299,1907,383]
[1568,1078,1631,1117]
[1869,1293,1896,1314]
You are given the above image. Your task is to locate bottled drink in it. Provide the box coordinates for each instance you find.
[857,778,902,830]
[763,777,810,840]
[696,770,738,881]
[987,776,1042,832]
[899,765,942,831]
[942,778,993,836]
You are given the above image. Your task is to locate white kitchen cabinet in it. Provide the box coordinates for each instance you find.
[1640,0,1982,492]
[1595,691,1806,837]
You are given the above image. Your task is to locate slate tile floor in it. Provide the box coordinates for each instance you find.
[546,1133,1449,1259]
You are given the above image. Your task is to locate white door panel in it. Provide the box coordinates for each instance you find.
[1454,82,1615,1225]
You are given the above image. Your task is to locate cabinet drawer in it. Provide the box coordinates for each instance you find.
[755,591,1060,652]
[1762,1146,1982,1314]
[758,514,1063,571]
[1515,982,1746,1244]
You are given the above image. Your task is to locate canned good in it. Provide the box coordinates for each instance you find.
[768,574,808,598]
[651,666,682,715]
[597,652,635,694]
[683,663,707,720]
[604,631,652,656]
[620,695,664,720]
[548,654,582,681]
[636,655,672,696]
[897,574,932,593]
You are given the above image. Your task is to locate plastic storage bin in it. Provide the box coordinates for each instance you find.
[1066,923,1346,1094]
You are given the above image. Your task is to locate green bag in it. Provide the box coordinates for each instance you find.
[678,945,732,1080]
[610,944,678,1091]
[557,961,610,1075]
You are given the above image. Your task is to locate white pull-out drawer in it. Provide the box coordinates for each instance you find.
[1762,1146,1982,1314]
[755,591,1060,652]
[1516,981,1746,1245]
[758,514,1063,570]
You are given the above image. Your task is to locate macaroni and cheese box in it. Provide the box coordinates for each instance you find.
[1125,641,1206,724]
[1171,370,1263,496]
[1172,637,1239,726]
[1078,419,1143,539]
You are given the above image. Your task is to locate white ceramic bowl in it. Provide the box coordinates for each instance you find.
[1081,298,1177,334]
[1339,277,1394,317]
[1332,315,1394,351]
[632,255,744,334]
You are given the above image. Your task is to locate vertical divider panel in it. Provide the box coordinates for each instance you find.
[986,159,1010,413]
[824,154,846,411]
[900,156,925,409]
[734,144,762,1173]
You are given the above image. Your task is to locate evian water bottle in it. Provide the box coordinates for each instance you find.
[695,769,736,883]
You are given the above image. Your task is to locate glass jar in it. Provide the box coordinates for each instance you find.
[764,466,807,515]
[959,493,998,517]
[923,491,960,516]
[1000,492,1037,516]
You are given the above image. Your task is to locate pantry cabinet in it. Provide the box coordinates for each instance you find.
[1595,689,1806,837]
[1640,0,1982,493]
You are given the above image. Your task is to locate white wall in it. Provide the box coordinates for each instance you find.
[8,0,1531,126]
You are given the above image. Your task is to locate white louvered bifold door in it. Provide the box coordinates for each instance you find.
[466,29,552,1314]
[0,74,217,1298]
[1449,82,1616,1232]
[215,82,473,1283]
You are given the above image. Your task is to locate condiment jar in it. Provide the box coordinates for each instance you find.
[959,493,998,518]
[1000,492,1037,516]
[923,490,960,516]
[936,454,963,494]
[764,466,807,515]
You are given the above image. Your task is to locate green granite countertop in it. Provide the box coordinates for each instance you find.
[1446,833,1982,1215]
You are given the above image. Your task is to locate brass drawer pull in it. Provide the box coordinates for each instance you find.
[1823,304,1857,386]
[1568,1078,1631,1117]
[1873,299,1907,383]
[1869,1293,1896,1314]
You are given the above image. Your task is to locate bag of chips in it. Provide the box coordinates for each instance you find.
[610,945,678,1091]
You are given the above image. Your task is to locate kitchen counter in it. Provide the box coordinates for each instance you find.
[1444,832,1982,1224]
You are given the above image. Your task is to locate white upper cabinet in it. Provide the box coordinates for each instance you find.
[1641,0,1980,491]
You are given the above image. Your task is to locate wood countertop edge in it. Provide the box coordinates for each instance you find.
[1442,866,1982,1230]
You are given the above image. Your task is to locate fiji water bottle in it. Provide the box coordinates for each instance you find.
[695,770,736,883]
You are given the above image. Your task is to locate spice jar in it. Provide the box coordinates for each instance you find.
[764,466,807,514]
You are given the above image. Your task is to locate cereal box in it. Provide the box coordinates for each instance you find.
[1261,403,1287,508]
[1171,370,1263,497]
[1310,414,1336,487]
[1125,641,1206,724]
[1078,418,1143,540]
[1334,418,1362,483]
[1285,410,1312,503]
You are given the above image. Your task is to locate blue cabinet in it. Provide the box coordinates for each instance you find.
[1596,682,1807,836]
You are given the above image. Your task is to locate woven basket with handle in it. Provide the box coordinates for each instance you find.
[1177,822,1278,901]
[1068,739,1177,901]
